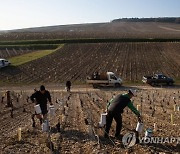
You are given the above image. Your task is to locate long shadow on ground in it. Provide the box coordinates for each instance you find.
[0,66,22,79]
[139,142,180,153]
[60,129,115,146]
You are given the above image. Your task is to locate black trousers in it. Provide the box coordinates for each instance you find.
[66,86,71,92]
[105,111,122,137]
[39,104,48,115]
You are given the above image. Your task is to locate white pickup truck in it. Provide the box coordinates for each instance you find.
[86,72,123,88]
[0,59,11,68]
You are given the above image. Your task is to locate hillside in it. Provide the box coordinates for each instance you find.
[0,21,180,41]
[0,19,180,85]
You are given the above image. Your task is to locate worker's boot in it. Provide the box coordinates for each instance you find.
[40,118,43,125]
[104,133,109,138]
[32,114,36,127]
[32,122,36,127]
[56,122,60,132]
[115,134,123,140]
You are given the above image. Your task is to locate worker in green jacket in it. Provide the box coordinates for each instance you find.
[104,89,142,139]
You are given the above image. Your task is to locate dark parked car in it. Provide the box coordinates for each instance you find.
[142,74,174,86]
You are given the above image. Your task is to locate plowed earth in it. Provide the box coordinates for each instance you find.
[0,42,180,84]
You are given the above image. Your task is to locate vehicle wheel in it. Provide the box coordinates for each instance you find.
[168,82,173,86]
[114,83,121,87]
[151,82,155,86]
[93,84,98,88]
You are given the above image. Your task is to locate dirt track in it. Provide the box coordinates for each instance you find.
[0,86,179,153]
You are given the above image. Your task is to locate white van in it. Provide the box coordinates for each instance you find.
[86,72,123,88]
[0,58,11,68]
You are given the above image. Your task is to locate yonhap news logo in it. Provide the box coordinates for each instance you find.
[122,133,136,148]
[139,136,180,144]
[122,133,180,148]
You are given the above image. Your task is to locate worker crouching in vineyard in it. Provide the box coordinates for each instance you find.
[30,85,53,127]
[104,89,142,139]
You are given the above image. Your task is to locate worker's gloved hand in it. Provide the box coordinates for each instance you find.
[138,115,143,122]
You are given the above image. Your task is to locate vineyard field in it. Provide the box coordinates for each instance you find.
[0,42,179,85]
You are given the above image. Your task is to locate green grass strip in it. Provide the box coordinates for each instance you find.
[8,44,63,66]
[8,50,55,66]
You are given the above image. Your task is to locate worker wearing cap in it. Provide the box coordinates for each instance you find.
[30,85,53,127]
[104,89,142,139]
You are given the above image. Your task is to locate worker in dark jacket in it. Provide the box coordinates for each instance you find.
[66,81,71,92]
[104,89,142,138]
[30,85,52,127]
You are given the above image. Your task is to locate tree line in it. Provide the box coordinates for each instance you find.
[112,17,180,24]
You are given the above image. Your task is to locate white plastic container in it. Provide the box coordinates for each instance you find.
[136,122,144,133]
[153,123,157,131]
[42,120,49,132]
[56,99,63,105]
[177,106,180,111]
[145,128,153,139]
[49,105,55,116]
[34,104,42,114]
[99,113,107,127]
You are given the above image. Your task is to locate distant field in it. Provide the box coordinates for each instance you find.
[0,42,179,85]
[0,21,179,85]
[0,22,180,41]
